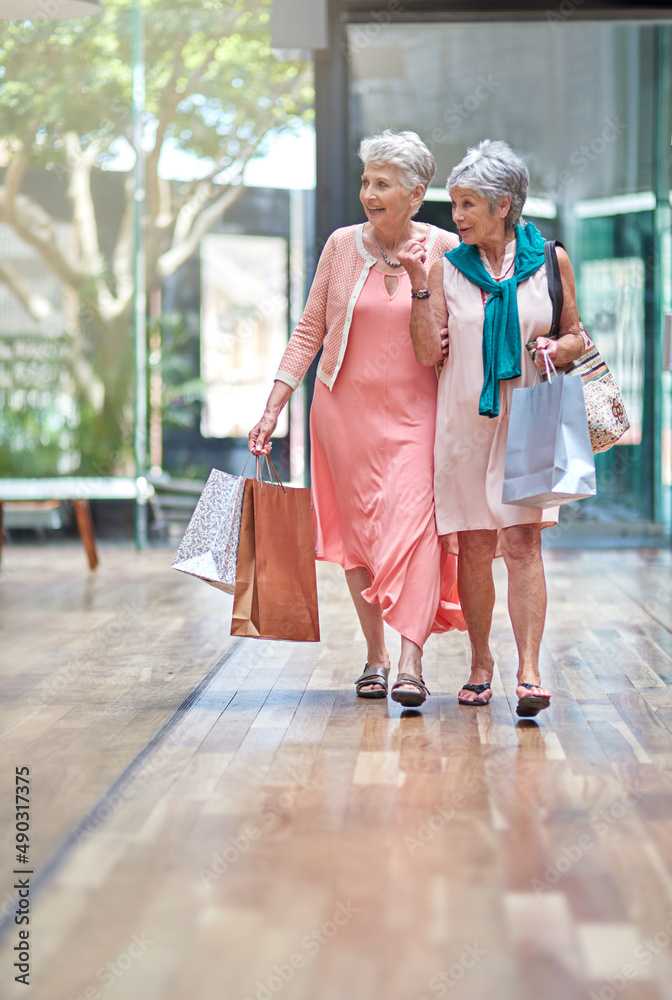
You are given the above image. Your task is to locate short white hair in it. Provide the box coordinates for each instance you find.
[447,139,529,230]
[357,129,436,193]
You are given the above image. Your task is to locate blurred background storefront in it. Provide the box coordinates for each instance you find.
[1,0,671,546]
[308,0,672,545]
[0,0,315,542]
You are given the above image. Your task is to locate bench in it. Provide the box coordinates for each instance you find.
[0,477,155,570]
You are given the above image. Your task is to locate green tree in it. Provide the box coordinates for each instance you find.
[0,0,312,470]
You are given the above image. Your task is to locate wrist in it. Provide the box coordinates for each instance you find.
[409,275,427,289]
[407,268,427,287]
[556,332,584,364]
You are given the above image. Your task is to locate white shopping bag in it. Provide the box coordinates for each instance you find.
[172,468,246,593]
[502,360,596,509]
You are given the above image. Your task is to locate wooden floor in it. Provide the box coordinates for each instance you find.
[2,543,672,1000]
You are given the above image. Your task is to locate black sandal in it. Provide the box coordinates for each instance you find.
[458,682,492,706]
[390,673,430,708]
[355,664,389,699]
[516,683,551,717]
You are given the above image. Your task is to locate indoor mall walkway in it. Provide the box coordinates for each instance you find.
[1,543,672,1000]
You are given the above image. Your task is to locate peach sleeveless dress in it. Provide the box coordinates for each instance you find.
[310,266,465,648]
[435,239,560,543]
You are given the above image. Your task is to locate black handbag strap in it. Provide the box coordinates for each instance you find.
[544,239,564,340]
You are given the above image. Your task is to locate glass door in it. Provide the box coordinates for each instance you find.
[346,18,672,537]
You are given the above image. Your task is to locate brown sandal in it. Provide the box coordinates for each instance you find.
[390,673,430,708]
[355,664,389,699]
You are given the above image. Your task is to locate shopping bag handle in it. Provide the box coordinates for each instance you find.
[534,349,558,385]
[256,455,286,493]
[240,453,286,493]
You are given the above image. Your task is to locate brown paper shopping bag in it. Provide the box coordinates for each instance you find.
[231,461,320,642]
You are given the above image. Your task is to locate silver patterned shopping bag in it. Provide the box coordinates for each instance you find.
[171,469,246,593]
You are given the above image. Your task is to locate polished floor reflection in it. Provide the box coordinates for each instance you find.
[1,544,672,1000]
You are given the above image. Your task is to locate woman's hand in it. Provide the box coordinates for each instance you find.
[248,380,293,455]
[533,337,559,369]
[534,333,585,369]
[398,240,428,289]
[248,413,276,456]
[440,327,449,358]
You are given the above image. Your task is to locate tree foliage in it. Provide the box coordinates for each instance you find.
[0,0,312,470]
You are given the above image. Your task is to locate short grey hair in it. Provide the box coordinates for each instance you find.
[357,129,436,193]
[447,139,529,230]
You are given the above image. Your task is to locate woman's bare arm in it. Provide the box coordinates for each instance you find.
[534,247,584,367]
[248,380,293,455]
[398,249,447,366]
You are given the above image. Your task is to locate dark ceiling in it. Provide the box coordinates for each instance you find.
[339,0,672,20]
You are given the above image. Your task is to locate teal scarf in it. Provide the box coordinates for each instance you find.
[445,221,546,418]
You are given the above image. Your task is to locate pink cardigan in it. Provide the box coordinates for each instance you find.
[276,223,458,391]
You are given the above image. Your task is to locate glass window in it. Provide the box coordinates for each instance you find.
[347,19,672,529]
[200,233,289,440]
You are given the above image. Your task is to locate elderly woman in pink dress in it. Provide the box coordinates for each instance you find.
[249,130,465,708]
[400,139,584,717]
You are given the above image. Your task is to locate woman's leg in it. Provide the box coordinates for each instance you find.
[500,524,550,696]
[394,635,424,695]
[345,566,390,693]
[346,568,423,695]
[397,636,422,677]
[455,529,498,703]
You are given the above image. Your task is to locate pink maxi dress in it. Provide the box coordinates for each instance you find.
[309,266,465,649]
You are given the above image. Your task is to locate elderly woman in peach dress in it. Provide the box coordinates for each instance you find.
[401,139,584,717]
[249,130,465,708]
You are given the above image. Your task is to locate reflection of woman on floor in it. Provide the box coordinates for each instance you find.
[249,130,465,708]
[401,139,583,717]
